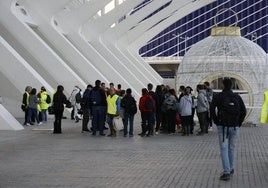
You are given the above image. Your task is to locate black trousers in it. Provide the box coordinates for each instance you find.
[181,115,192,135]
[155,111,162,132]
[141,112,153,134]
[190,108,195,133]
[82,108,90,131]
[166,109,176,133]
[54,109,64,133]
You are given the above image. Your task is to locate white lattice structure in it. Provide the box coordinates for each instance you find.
[177,26,268,123]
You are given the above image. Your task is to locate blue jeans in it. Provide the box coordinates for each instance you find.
[41,109,47,122]
[217,125,239,174]
[91,106,106,134]
[123,113,134,136]
[27,108,39,124]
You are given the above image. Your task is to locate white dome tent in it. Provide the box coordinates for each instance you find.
[177,9,268,123]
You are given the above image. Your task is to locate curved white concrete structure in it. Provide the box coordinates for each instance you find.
[0,0,217,129]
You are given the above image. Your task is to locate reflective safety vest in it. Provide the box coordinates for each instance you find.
[260,90,268,123]
[22,92,30,107]
[107,94,119,115]
[39,91,49,110]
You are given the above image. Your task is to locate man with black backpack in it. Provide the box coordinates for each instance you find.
[121,88,137,137]
[139,88,155,137]
[210,78,246,181]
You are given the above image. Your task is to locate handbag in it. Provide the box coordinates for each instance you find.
[112,117,124,130]
[48,106,54,115]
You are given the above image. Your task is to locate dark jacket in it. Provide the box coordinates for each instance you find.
[149,91,158,105]
[121,94,136,115]
[53,92,67,111]
[155,91,164,113]
[90,86,107,107]
[21,92,29,111]
[210,90,246,127]
[82,89,91,109]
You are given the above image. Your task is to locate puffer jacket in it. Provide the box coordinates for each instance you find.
[179,95,192,116]
[196,90,209,113]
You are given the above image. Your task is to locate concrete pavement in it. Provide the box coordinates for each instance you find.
[0,116,268,188]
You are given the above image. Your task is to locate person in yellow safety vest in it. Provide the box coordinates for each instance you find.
[107,88,121,137]
[21,86,32,125]
[39,86,50,123]
[260,90,268,124]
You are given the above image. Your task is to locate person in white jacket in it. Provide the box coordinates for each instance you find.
[69,86,82,123]
[179,87,193,136]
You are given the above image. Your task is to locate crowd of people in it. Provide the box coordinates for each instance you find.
[21,78,247,181]
[21,80,216,137]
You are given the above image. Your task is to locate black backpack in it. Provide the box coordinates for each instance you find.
[128,97,137,115]
[46,94,51,104]
[219,93,240,126]
[145,96,155,111]
[75,92,82,103]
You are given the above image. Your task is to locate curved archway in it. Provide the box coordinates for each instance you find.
[199,72,253,120]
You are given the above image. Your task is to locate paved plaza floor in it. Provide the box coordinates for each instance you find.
[1,116,268,188]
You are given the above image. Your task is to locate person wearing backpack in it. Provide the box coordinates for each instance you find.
[210,78,246,181]
[121,88,137,137]
[147,83,157,135]
[90,80,107,136]
[69,86,82,123]
[39,86,50,123]
[139,88,155,137]
[162,89,179,135]
[81,84,93,133]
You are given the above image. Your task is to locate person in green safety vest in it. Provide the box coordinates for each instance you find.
[260,90,268,124]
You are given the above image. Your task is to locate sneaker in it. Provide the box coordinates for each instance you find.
[155,131,159,135]
[196,132,204,136]
[139,133,146,137]
[230,169,234,175]
[220,173,230,181]
[26,123,31,126]
[81,130,91,133]
[38,122,43,126]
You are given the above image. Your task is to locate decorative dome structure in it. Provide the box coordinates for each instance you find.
[178,23,268,123]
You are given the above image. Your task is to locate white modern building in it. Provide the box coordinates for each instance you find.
[0,0,267,129]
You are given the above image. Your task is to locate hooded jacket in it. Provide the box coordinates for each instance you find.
[196,90,209,113]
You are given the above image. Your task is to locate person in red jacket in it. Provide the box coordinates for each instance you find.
[139,88,155,137]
